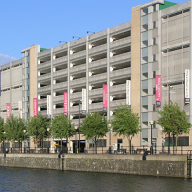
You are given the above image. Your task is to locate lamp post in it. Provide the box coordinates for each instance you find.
[78,100,81,153]
[108,124,111,154]
[47,128,50,154]
[149,121,154,155]
[3,131,6,153]
[23,130,26,153]
[75,126,78,154]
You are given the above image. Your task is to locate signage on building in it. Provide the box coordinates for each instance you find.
[0,70,1,96]
[18,101,22,118]
[156,75,161,107]
[126,80,131,105]
[185,69,190,103]
[33,98,37,117]
[6,103,11,120]
[47,95,52,118]
[103,84,107,112]
[64,92,68,117]
[82,89,86,115]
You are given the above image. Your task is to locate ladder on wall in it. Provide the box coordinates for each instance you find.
[187,150,192,178]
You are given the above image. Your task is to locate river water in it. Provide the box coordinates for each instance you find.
[0,167,192,192]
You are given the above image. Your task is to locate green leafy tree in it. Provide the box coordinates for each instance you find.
[4,115,27,149]
[0,117,5,149]
[28,113,49,149]
[157,101,191,154]
[51,113,75,152]
[81,112,108,153]
[111,104,141,151]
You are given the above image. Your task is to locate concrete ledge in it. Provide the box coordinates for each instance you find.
[6,153,58,158]
[146,155,187,161]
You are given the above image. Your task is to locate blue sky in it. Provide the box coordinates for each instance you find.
[0,0,185,65]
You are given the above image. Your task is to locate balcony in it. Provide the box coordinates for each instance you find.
[111,36,131,50]
[53,95,63,104]
[89,58,107,70]
[38,85,51,93]
[70,105,82,114]
[38,49,51,58]
[53,81,68,91]
[70,64,86,74]
[89,73,107,84]
[110,84,126,94]
[53,108,64,116]
[53,56,68,66]
[110,21,131,33]
[53,69,67,79]
[89,88,102,97]
[89,102,103,112]
[38,98,47,105]
[38,61,51,70]
[72,118,83,126]
[70,50,86,61]
[70,92,82,101]
[110,99,126,109]
[110,52,131,64]
[70,77,86,88]
[38,73,51,82]
[110,68,131,79]
[89,44,107,55]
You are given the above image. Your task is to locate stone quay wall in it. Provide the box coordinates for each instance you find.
[0,153,187,178]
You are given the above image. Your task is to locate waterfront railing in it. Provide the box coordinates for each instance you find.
[0,145,190,155]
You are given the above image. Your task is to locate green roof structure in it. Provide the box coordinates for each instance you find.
[159,1,177,10]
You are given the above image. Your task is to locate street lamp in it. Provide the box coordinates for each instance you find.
[75,126,78,154]
[23,130,26,153]
[108,124,112,154]
[149,121,154,155]
[47,128,50,154]
[78,100,81,154]
[3,131,6,153]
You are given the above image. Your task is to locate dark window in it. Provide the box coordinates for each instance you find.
[153,54,156,61]
[97,139,106,147]
[153,104,156,111]
[153,38,156,45]
[164,136,189,146]
[153,71,156,78]
[117,139,123,143]
[153,4,156,12]
[153,21,156,28]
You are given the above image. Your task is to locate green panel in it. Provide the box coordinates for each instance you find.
[159,1,177,10]
[40,48,48,52]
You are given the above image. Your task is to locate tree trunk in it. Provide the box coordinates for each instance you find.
[176,134,178,155]
[61,138,62,153]
[95,137,97,154]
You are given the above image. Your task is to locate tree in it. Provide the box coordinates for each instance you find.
[81,112,108,153]
[0,117,4,143]
[111,104,141,152]
[157,101,191,154]
[28,113,49,149]
[4,115,26,149]
[51,113,75,152]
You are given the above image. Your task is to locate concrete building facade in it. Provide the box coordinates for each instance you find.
[1,0,192,152]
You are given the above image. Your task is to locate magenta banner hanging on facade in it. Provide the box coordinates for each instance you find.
[156,75,161,107]
[33,98,38,117]
[64,92,68,117]
[103,84,107,112]
[6,103,11,120]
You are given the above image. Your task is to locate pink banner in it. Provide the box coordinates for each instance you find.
[33,98,38,117]
[64,92,68,116]
[156,75,161,107]
[6,103,10,120]
[103,84,107,112]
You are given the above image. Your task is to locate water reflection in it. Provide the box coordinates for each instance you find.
[0,167,192,192]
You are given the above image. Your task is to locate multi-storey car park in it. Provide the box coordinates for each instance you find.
[0,0,192,153]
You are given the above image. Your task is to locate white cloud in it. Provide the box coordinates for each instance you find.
[0,53,18,65]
